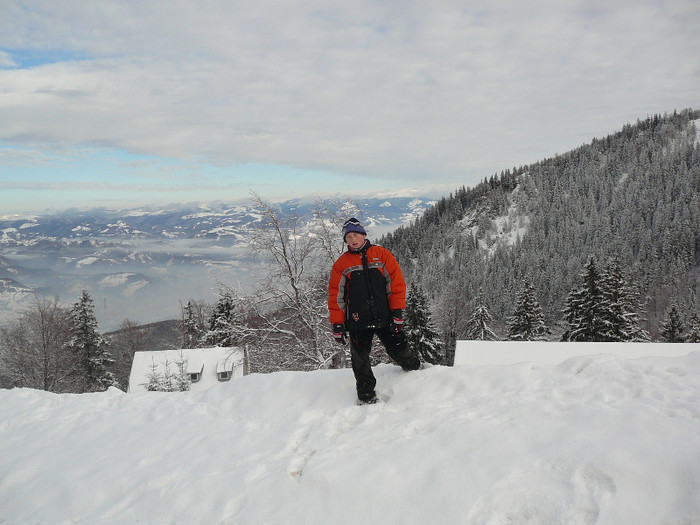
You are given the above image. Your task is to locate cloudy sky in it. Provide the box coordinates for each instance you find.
[1,1,698,215]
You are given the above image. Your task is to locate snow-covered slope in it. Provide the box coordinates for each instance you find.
[1,349,699,524]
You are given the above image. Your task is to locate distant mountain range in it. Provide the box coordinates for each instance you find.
[1,197,431,242]
[0,197,434,330]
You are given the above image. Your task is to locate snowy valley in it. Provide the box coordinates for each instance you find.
[0,197,433,330]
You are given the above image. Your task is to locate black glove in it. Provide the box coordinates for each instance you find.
[390,310,404,333]
[332,323,347,345]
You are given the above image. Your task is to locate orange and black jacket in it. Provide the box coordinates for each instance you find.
[328,240,407,331]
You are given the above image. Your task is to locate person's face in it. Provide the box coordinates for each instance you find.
[345,232,366,250]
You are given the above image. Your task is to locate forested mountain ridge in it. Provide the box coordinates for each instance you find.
[383,109,700,340]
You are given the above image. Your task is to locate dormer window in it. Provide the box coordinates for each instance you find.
[218,371,231,382]
[188,363,205,384]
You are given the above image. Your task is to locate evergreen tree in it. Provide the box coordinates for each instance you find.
[206,287,241,347]
[160,358,176,392]
[145,359,161,392]
[173,352,191,391]
[687,313,700,343]
[405,283,443,364]
[508,277,547,341]
[660,304,686,342]
[465,290,498,340]
[181,300,204,349]
[600,259,649,341]
[69,290,117,392]
[563,257,609,341]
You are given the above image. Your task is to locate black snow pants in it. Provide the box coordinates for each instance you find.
[349,327,420,401]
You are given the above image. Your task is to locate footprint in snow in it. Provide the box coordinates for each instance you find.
[466,460,616,524]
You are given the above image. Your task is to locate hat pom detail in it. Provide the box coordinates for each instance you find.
[342,218,367,240]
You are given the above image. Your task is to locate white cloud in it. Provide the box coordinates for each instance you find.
[0,50,17,68]
[1,0,699,191]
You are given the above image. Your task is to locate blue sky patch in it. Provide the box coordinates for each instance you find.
[0,48,87,69]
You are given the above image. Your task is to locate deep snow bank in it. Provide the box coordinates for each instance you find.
[454,341,698,365]
[1,351,700,524]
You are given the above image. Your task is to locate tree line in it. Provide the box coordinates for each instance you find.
[3,241,695,394]
[0,290,117,392]
[500,256,699,344]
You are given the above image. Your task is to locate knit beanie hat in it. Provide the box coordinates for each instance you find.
[342,218,367,241]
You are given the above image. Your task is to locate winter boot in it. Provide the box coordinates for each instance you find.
[357,394,379,405]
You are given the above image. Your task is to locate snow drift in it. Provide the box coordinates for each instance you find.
[1,348,699,524]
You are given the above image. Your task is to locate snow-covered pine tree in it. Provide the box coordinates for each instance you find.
[562,257,609,342]
[68,290,117,392]
[687,313,700,343]
[174,351,191,391]
[206,287,241,347]
[405,283,444,364]
[600,259,649,342]
[160,358,176,392]
[145,358,161,391]
[507,277,547,341]
[181,300,205,349]
[465,289,498,340]
[660,304,686,342]
[143,353,191,392]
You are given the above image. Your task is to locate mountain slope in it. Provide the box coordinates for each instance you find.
[384,109,700,339]
[1,349,699,524]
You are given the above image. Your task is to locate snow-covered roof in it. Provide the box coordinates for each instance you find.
[128,347,247,393]
[454,340,697,366]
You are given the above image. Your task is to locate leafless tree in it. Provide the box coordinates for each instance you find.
[309,196,361,264]
[238,193,353,371]
[109,318,147,388]
[0,295,75,391]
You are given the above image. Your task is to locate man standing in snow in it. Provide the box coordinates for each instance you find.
[328,218,420,404]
